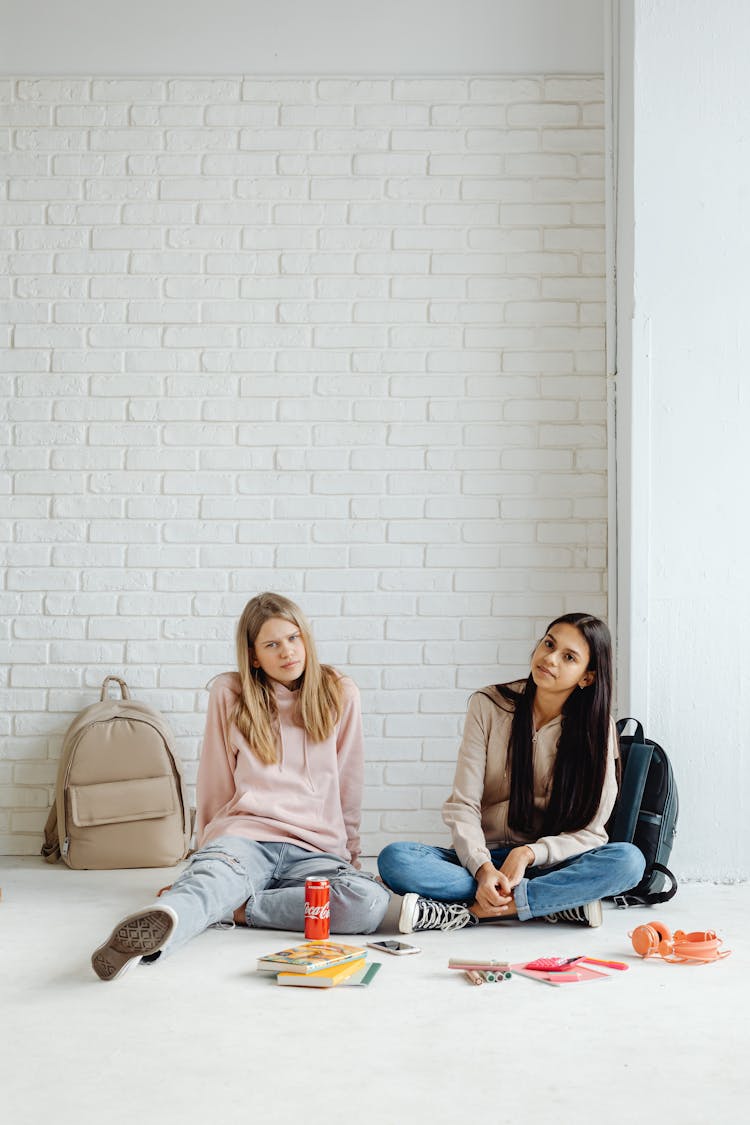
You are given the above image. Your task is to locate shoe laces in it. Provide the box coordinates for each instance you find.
[544,906,587,924]
[415,898,471,931]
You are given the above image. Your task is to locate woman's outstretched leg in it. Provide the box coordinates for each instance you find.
[90,837,275,980]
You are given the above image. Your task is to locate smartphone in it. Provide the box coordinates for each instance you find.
[366,939,421,956]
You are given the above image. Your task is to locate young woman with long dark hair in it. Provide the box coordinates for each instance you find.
[377,613,645,931]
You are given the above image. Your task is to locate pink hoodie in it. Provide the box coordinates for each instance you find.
[194,671,363,866]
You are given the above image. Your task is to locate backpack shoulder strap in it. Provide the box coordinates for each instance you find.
[41,804,61,863]
[613,863,678,907]
[611,741,653,843]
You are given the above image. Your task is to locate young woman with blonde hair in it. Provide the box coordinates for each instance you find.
[92,592,389,980]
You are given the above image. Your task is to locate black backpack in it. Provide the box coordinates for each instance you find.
[606,717,678,907]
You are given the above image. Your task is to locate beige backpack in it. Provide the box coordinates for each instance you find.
[42,676,192,870]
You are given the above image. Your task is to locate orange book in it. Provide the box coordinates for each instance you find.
[277,957,368,988]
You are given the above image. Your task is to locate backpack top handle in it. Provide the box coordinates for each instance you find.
[100,676,131,701]
[616,716,645,742]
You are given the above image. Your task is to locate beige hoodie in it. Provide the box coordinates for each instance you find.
[442,683,618,875]
[194,672,363,866]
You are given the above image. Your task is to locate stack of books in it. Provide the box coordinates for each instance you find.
[256,940,381,988]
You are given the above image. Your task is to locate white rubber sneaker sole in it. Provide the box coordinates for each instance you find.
[584,899,603,927]
[91,904,178,981]
[398,892,419,934]
[543,900,603,928]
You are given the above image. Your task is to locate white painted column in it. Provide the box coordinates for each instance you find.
[615,0,750,879]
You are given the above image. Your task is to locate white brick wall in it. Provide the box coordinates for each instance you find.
[0,74,606,856]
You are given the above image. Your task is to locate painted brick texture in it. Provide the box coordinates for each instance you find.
[0,75,606,855]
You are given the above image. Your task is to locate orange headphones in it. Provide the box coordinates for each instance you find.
[630,921,731,963]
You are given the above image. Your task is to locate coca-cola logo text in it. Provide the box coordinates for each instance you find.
[304,902,331,920]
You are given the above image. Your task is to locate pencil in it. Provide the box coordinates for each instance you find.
[448,959,511,970]
[464,969,484,985]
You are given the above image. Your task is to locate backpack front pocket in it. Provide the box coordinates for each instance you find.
[68,775,177,827]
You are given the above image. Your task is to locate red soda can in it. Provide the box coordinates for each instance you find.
[304,877,330,939]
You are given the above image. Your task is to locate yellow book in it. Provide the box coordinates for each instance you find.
[277,957,368,988]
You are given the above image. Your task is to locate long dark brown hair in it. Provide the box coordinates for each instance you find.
[497,612,613,836]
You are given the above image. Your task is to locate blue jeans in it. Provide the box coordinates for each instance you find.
[155,837,390,957]
[377,841,645,921]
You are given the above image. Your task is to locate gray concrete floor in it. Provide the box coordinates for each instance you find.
[1,856,748,1125]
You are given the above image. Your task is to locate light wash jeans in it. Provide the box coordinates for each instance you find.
[153,836,390,959]
[377,841,645,921]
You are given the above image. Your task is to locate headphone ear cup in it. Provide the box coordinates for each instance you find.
[653,921,674,958]
[652,921,672,944]
[647,922,670,958]
[631,924,660,957]
[631,921,674,958]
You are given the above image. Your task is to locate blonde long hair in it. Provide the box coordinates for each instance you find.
[232,592,343,764]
